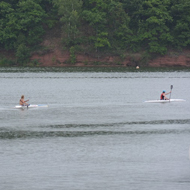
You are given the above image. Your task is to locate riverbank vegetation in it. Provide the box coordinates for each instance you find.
[0,0,190,66]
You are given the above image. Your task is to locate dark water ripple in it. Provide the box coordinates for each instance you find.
[38,119,190,128]
[0,119,190,139]
[0,129,190,139]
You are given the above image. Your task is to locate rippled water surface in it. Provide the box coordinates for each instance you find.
[0,67,190,190]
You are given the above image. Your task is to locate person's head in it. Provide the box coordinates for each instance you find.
[21,95,24,99]
[163,90,165,93]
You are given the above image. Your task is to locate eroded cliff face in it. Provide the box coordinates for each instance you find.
[31,49,131,67]
[28,38,190,67]
[30,49,190,67]
[1,36,190,67]
[148,50,190,67]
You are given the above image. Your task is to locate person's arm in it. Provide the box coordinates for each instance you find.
[165,91,171,95]
[20,99,24,105]
[163,94,169,100]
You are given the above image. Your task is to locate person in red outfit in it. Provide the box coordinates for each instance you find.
[160,90,171,100]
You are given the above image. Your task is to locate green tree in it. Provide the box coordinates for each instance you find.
[16,43,30,65]
[0,0,47,50]
[170,0,190,48]
[108,1,132,49]
[16,0,47,45]
[122,0,143,30]
[136,0,173,54]
[82,0,131,51]
[0,1,16,49]
[53,0,83,43]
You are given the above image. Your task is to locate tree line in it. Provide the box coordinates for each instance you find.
[0,0,190,64]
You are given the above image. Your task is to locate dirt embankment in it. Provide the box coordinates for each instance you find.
[30,48,190,67]
[148,50,190,67]
[29,37,190,67]
[1,34,190,67]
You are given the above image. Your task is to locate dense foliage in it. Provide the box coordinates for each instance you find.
[0,0,190,60]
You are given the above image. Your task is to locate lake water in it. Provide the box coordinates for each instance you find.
[0,67,190,190]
